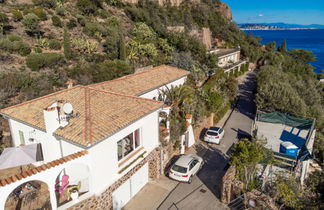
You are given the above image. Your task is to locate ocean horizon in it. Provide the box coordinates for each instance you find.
[245,29,324,74]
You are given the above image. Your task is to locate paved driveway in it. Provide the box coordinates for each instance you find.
[125,71,257,210]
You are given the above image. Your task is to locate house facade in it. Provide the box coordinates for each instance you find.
[0,65,190,210]
[208,48,247,74]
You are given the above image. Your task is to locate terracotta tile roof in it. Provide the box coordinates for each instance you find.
[0,151,88,187]
[88,65,190,96]
[0,86,163,146]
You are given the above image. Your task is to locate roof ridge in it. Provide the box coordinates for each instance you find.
[88,87,164,105]
[0,85,85,112]
[88,65,189,88]
[0,150,88,187]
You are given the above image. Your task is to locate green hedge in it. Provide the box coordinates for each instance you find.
[26,53,64,71]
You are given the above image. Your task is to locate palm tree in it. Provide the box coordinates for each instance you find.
[159,85,193,109]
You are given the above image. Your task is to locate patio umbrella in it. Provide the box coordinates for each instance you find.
[0,144,42,170]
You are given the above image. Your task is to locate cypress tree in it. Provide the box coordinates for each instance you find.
[119,35,126,60]
[278,40,287,53]
[63,27,72,59]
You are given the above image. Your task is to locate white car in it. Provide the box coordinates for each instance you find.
[169,154,203,183]
[203,127,225,144]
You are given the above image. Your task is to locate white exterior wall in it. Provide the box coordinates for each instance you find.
[139,77,187,100]
[218,51,240,67]
[8,119,83,163]
[88,110,160,194]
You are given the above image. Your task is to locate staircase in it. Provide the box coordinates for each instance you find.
[228,195,245,210]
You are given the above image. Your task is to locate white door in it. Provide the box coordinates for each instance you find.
[112,179,131,210]
[112,163,149,210]
[131,163,148,196]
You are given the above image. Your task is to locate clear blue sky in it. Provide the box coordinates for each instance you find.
[221,0,324,25]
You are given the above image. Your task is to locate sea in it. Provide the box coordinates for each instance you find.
[245,29,324,74]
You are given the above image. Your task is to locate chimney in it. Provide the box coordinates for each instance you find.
[43,102,61,134]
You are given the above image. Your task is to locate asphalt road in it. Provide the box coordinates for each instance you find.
[157,71,257,210]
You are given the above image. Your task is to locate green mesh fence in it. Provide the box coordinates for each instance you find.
[258,112,313,129]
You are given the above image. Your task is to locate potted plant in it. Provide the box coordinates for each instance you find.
[66,182,81,201]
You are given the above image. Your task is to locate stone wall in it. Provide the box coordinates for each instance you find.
[68,148,161,210]
[220,165,243,204]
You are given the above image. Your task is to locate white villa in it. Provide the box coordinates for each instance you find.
[208,48,247,74]
[0,65,192,210]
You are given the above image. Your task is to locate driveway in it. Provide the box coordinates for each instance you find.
[125,70,257,210]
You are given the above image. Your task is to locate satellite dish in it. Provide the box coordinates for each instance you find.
[63,103,73,115]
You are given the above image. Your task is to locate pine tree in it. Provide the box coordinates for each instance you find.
[119,35,126,60]
[63,27,72,59]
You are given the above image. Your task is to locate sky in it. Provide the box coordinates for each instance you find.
[221,0,324,25]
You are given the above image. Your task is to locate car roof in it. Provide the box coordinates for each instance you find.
[175,154,197,167]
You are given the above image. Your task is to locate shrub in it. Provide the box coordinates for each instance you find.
[11,9,23,22]
[22,13,41,35]
[66,18,77,29]
[32,0,56,8]
[26,53,64,71]
[93,60,133,82]
[0,38,31,56]
[51,15,62,27]
[83,20,105,37]
[7,34,21,42]
[55,7,65,16]
[48,39,61,50]
[0,12,9,34]
[33,8,47,21]
[76,15,86,26]
[76,0,101,15]
[33,47,42,53]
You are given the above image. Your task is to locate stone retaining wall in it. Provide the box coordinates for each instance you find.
[68,148,161,210]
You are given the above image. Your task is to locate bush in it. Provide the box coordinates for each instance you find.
[7,34,21,42]
[26,53,64,71]
[66,18,77,29]
[63,28,72,59]
[76,0,101,15]
[83,20,105,37]
[32,0,56,8]
[22,13,41,35]
[55,7,65,16]
[48,39,61,50]
[33,8,47,21]
[51,15,62,27]
[11,9,23,22]
[0,38,31,56]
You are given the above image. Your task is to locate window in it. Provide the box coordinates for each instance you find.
[189,160,198,170]
[117,129,141,161]
[19,130,25,145]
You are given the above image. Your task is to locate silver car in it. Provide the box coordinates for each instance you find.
[169,154,203,183]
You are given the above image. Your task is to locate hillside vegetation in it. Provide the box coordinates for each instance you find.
[0,0,261,107]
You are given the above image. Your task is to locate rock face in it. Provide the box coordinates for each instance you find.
[189,27,213,50]
[216,2,232,20]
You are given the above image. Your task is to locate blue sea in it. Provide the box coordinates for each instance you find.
[246,29,324,74]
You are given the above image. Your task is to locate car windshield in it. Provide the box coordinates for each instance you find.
[207,131,218,136]
[172,164,187,173]
[210,127,220,131]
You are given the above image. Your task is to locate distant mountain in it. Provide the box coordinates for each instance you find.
[238,22,324,30]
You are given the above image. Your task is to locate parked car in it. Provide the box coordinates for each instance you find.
[203,127,225,144]
[169,154,203,183]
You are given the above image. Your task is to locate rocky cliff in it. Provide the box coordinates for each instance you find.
[216,2,232,20]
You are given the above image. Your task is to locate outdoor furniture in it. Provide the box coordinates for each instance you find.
[55,175,69,196]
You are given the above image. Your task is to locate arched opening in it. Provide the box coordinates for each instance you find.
[55,163,90,207]
[5,180,51,210]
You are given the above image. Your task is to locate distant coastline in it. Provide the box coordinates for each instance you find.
[241,28,323,31]
[239,23,324,31]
